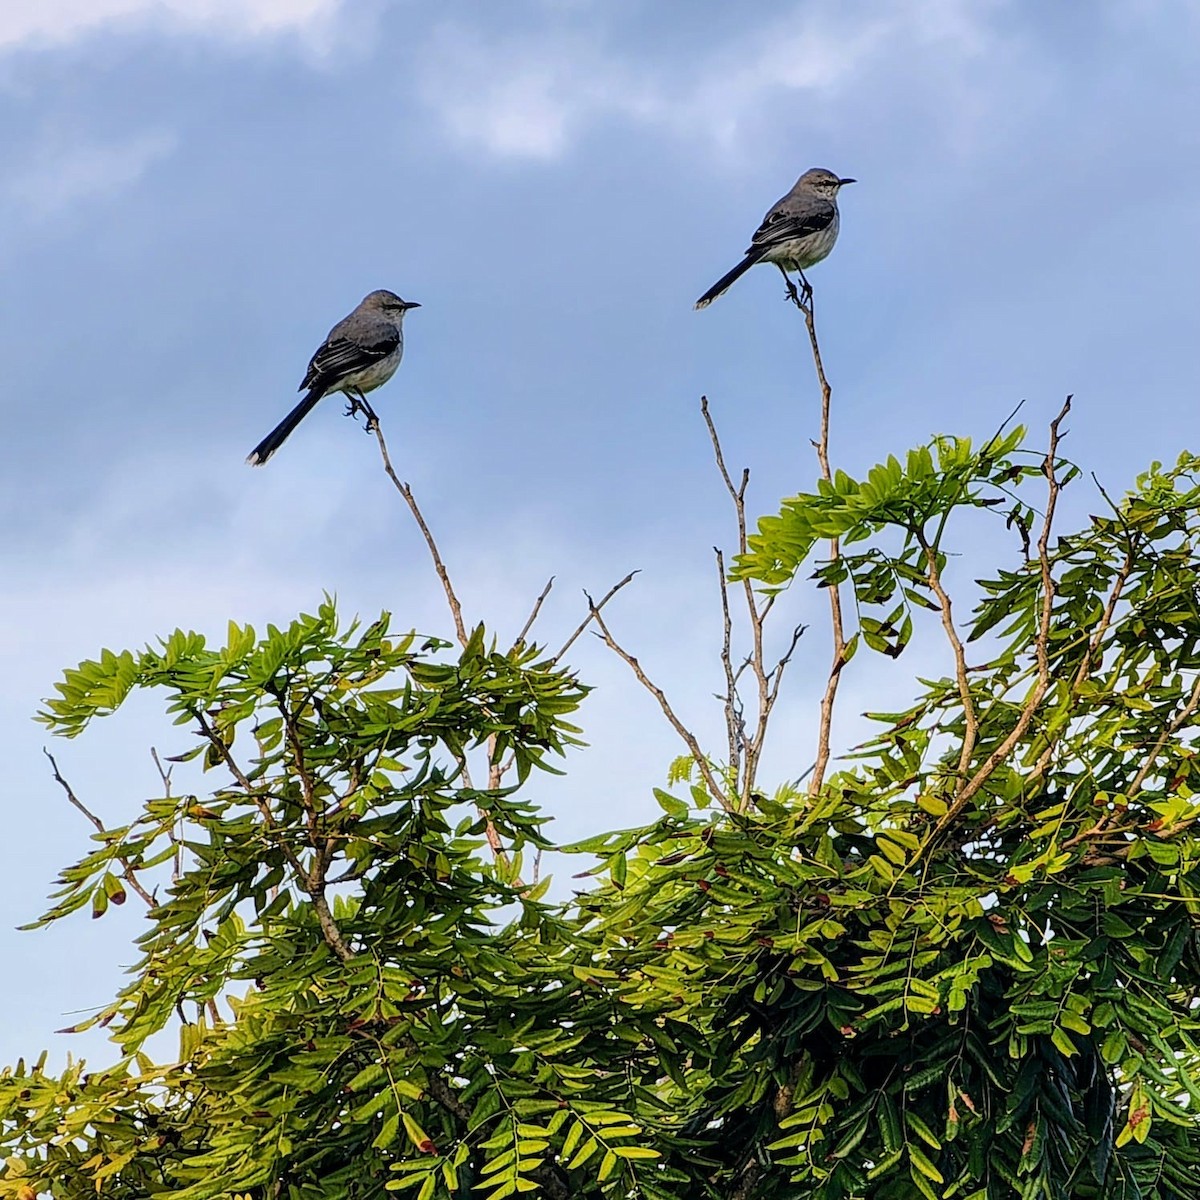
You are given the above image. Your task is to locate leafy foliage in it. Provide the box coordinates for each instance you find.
[8,437,1200,1200]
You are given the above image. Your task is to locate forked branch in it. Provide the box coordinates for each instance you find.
[701,396,810,809]
[555,572,640,664]
[919,397,1074,857]
[43,749,155,908]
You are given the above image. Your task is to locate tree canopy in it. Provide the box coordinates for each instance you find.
[6,310,1200,1200]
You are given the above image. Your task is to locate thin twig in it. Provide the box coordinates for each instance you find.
[514,576,555,648]
[715,547,741,780]
[371,420,468,648]
[43,749,155,907]
[981,398,1028,456]
[276,689,322,856]
[767,625,807,711]
[150,747,182,882]
[554,571,640,663]
[1073,549,1135,691]
[587,601,730,810]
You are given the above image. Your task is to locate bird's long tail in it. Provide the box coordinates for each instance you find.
[246,389,323,466]
[694,254,759,310]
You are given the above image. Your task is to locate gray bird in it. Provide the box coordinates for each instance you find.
[246,289,420,466]
[694,168,855,309]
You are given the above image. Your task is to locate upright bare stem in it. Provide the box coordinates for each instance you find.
[793,295,847,795]
[150,747,183,881]
[700,397,805,809]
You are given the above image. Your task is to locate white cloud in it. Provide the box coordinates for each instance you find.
[6,131,175,216]
[416,0,1006,159]
[414,28,641,160]
[0,0,345,53]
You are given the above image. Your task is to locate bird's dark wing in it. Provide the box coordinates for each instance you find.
[747,199,836,255]
[300,325,400,392]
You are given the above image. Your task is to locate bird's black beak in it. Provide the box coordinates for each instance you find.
[839,178,857,186]
[403,301,421,310]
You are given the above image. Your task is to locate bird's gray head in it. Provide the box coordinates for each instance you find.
[362,289,421,315]
[797,168,856,196]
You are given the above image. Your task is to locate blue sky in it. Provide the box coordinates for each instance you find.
[2,0,1199,1066]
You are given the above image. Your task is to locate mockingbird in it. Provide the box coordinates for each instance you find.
[694,167,855,309]
[246,289,420,466]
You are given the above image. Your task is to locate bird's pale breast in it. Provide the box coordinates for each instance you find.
[764,211,840,272]
[332,342,403,396]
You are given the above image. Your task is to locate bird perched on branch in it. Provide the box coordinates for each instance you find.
[247,289,420,466]
[694,168,855,309]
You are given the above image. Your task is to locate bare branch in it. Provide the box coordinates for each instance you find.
[45,748,105,834]
[514,576,555,648]
[43,749,155,908]
[370,419,468,648]
[587,600,730,810]
[367,418,525,870]
[792,290,848,796]
[554,571,639,663]
[742,623,807,811]
[700,396,750,541]
[767,624,807,711]
[981,398,1027,455]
